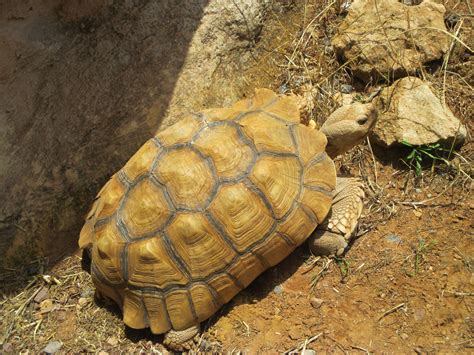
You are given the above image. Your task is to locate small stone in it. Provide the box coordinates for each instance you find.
[414,308,426,321]
[98,351,110,355]
[385,234,402,244]
[274,285,284,294]
[199,339,212,351]
[43,341,62,354]
[415,188,422,193]
[288,328,300,340]
[413,209,422,218]
[401,333,409,340]
[107,336,119,347]
[302,350,316,355]
[339,0,351,14]
[278,83,289,94]
[34,287,49,303]
[78,297,88,307]
[340,84,353,94]
[56,311,67,322]
[80,288,94,298]
[2,343,13,353]
[39,299,54,314]
[310,297,324,309]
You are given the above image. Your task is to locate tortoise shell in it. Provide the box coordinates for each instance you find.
[79,88,336,334]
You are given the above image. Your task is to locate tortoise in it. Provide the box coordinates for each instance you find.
[79,89,377,350]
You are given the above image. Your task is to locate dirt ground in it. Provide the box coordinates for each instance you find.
[1,1,473,353]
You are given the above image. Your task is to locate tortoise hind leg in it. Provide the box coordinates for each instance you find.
[163,324,200,351]
[308,177,365,256]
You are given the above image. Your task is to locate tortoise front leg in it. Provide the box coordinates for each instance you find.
[308,177,365,256]
[163,324,200,351]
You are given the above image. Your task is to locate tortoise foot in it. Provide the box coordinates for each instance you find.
[163,324,200,352]
[309,177,365,256]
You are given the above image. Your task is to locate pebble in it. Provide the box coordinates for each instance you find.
[302,350,316,355]
[385,234,402,245]
[107,336,119,347]
[288,328,300,340]
[2,343,13,353]
[34,287,49,303]
[43,341,62,354]
[340,84,353,94]
[39,299,54,313]
[414,308,426,321]
[310,297,324,309]
[274,285,284,294]
[78,297,89,307]
[80,288,95,298]
[199,339,212,351]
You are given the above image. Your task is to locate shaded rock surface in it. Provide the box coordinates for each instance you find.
[371,77,467,147]
[332,0,449,83]
[0,0,272,268]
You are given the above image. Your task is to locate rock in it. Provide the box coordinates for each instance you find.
[371,77,467,147]
[43,341,62,354]
[2,343,13,353]
[401,0,423,5]
[274,285,284,294]
[385,234,402,245]
[310,297,324,309]
[106,336,118,347]
[34,286,49,304]
[414,308,426,321]
[0,0,276,270]
[333,92,356,106]
[77,297,89,307]
[39,299,54,314]
[340,84,354,94]
[332,0,449,83]
[288,328,300,340]
[302,350,316,355]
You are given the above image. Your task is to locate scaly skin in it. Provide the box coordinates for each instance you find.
[163,325,200,352]
[308,177,365,256]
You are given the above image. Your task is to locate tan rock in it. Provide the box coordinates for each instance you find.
[0,0,274,269]
[332,0,449,83]
[371,77,467,147]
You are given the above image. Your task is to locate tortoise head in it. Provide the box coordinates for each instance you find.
[320,102,377,158]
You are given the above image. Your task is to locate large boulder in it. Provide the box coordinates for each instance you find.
[371,77,467,148]
[332,0,449,83]
[0,0,272,270]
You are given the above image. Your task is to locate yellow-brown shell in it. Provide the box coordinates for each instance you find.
[79,89,336,334]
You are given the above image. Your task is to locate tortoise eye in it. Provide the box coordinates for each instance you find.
[357,117,368,125]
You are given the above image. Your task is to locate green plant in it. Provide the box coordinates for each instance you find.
[401,140,452,176]
[334,256,350,280]
[405,238,436,277]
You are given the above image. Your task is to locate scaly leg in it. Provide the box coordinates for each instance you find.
[163,324,200,351]
[308,177,365,256]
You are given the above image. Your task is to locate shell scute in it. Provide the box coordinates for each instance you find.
[121,179,172,238]
[166,213,236,279]
[153,147,216,210]
[127,237,189,288]
[239,112,296,154]
[249,155,301,219]
[208,183,275,253]
[193,123,255,180]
